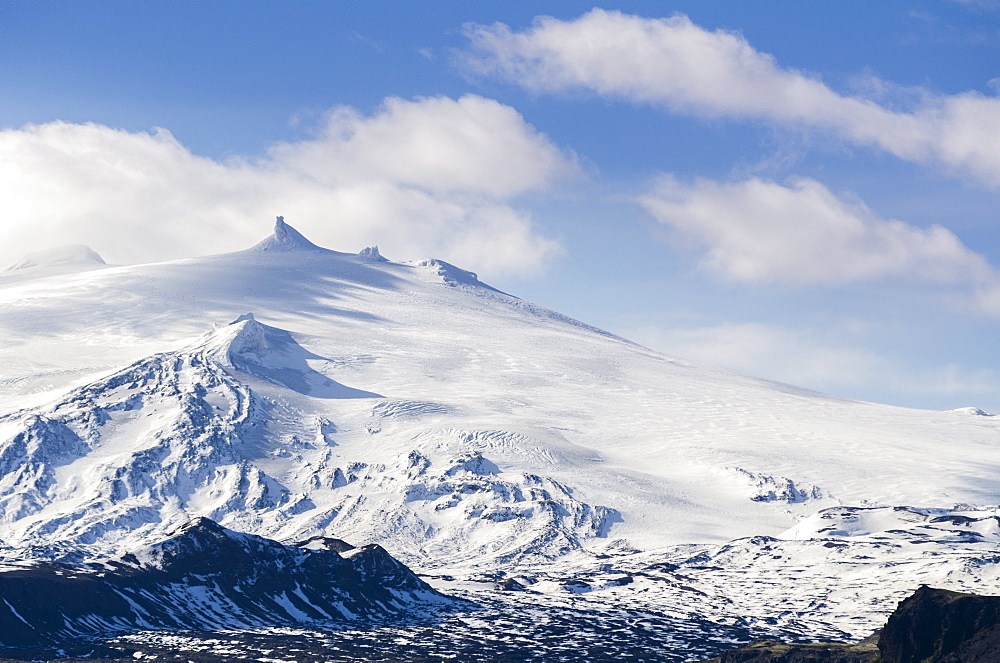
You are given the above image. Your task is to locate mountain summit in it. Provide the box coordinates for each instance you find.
[252,215,325,252]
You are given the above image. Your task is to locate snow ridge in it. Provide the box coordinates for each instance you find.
[195,314,381,398]
[415,258,506,294]
[0,336,279,549]
[5,244,106,272]
[0,317,616,567]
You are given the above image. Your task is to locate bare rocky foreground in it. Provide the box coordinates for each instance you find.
[0,519,463,649]
[0,587,996,663]
[0,597,760,663]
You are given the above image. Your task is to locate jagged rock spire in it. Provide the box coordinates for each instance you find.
[274,216,289,241]
[358,246,388,262]
[252,216,323,252]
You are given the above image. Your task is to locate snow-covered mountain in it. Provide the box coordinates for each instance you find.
[1,217,999,653]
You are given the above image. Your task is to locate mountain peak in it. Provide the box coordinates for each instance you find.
[251,216,324,252]
[170,516,229,538]
[196,313,271,368]
[190,315,382,398]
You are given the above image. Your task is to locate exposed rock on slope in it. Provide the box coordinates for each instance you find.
[0,518,462,646]
[731,467,824,503]
[707,586,1000,663]
[878,586,1000,663]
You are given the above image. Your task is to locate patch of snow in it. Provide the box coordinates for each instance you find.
[2,598,31,626]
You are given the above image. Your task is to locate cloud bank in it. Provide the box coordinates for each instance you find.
[461,9,1000,186]
[638,175,993,286]
[0,95,575,278]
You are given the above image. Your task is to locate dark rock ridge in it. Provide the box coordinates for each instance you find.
[0,518,465,646]
[706,586,1000,663]
[878,585,1000,663]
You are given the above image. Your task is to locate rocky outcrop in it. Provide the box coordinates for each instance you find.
[878,586,1000,663]
[707,586,1000,663]
[730,467,824,503]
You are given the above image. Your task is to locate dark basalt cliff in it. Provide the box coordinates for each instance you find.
[708,586,1000,663]
[878,586,1000,663]
[0,518,465,647]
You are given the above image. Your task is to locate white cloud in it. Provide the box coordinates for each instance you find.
[968,282,1000,317]
[0,95,574,278]
[461,9,1000,186]
[268,95,574,198]
[637,175,994,286]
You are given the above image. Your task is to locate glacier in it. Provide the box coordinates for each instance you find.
[1,216,1000,657]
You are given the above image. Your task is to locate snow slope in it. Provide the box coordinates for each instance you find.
[0,217,998,575]
[4,244,106,274]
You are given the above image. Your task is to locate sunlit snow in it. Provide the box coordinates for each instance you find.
[1,217,999,648]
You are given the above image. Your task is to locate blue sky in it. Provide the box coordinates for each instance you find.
[3,1,1000,411]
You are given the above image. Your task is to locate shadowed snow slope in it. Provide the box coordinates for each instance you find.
[198,312,382,398]
[1,219,1000,576]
